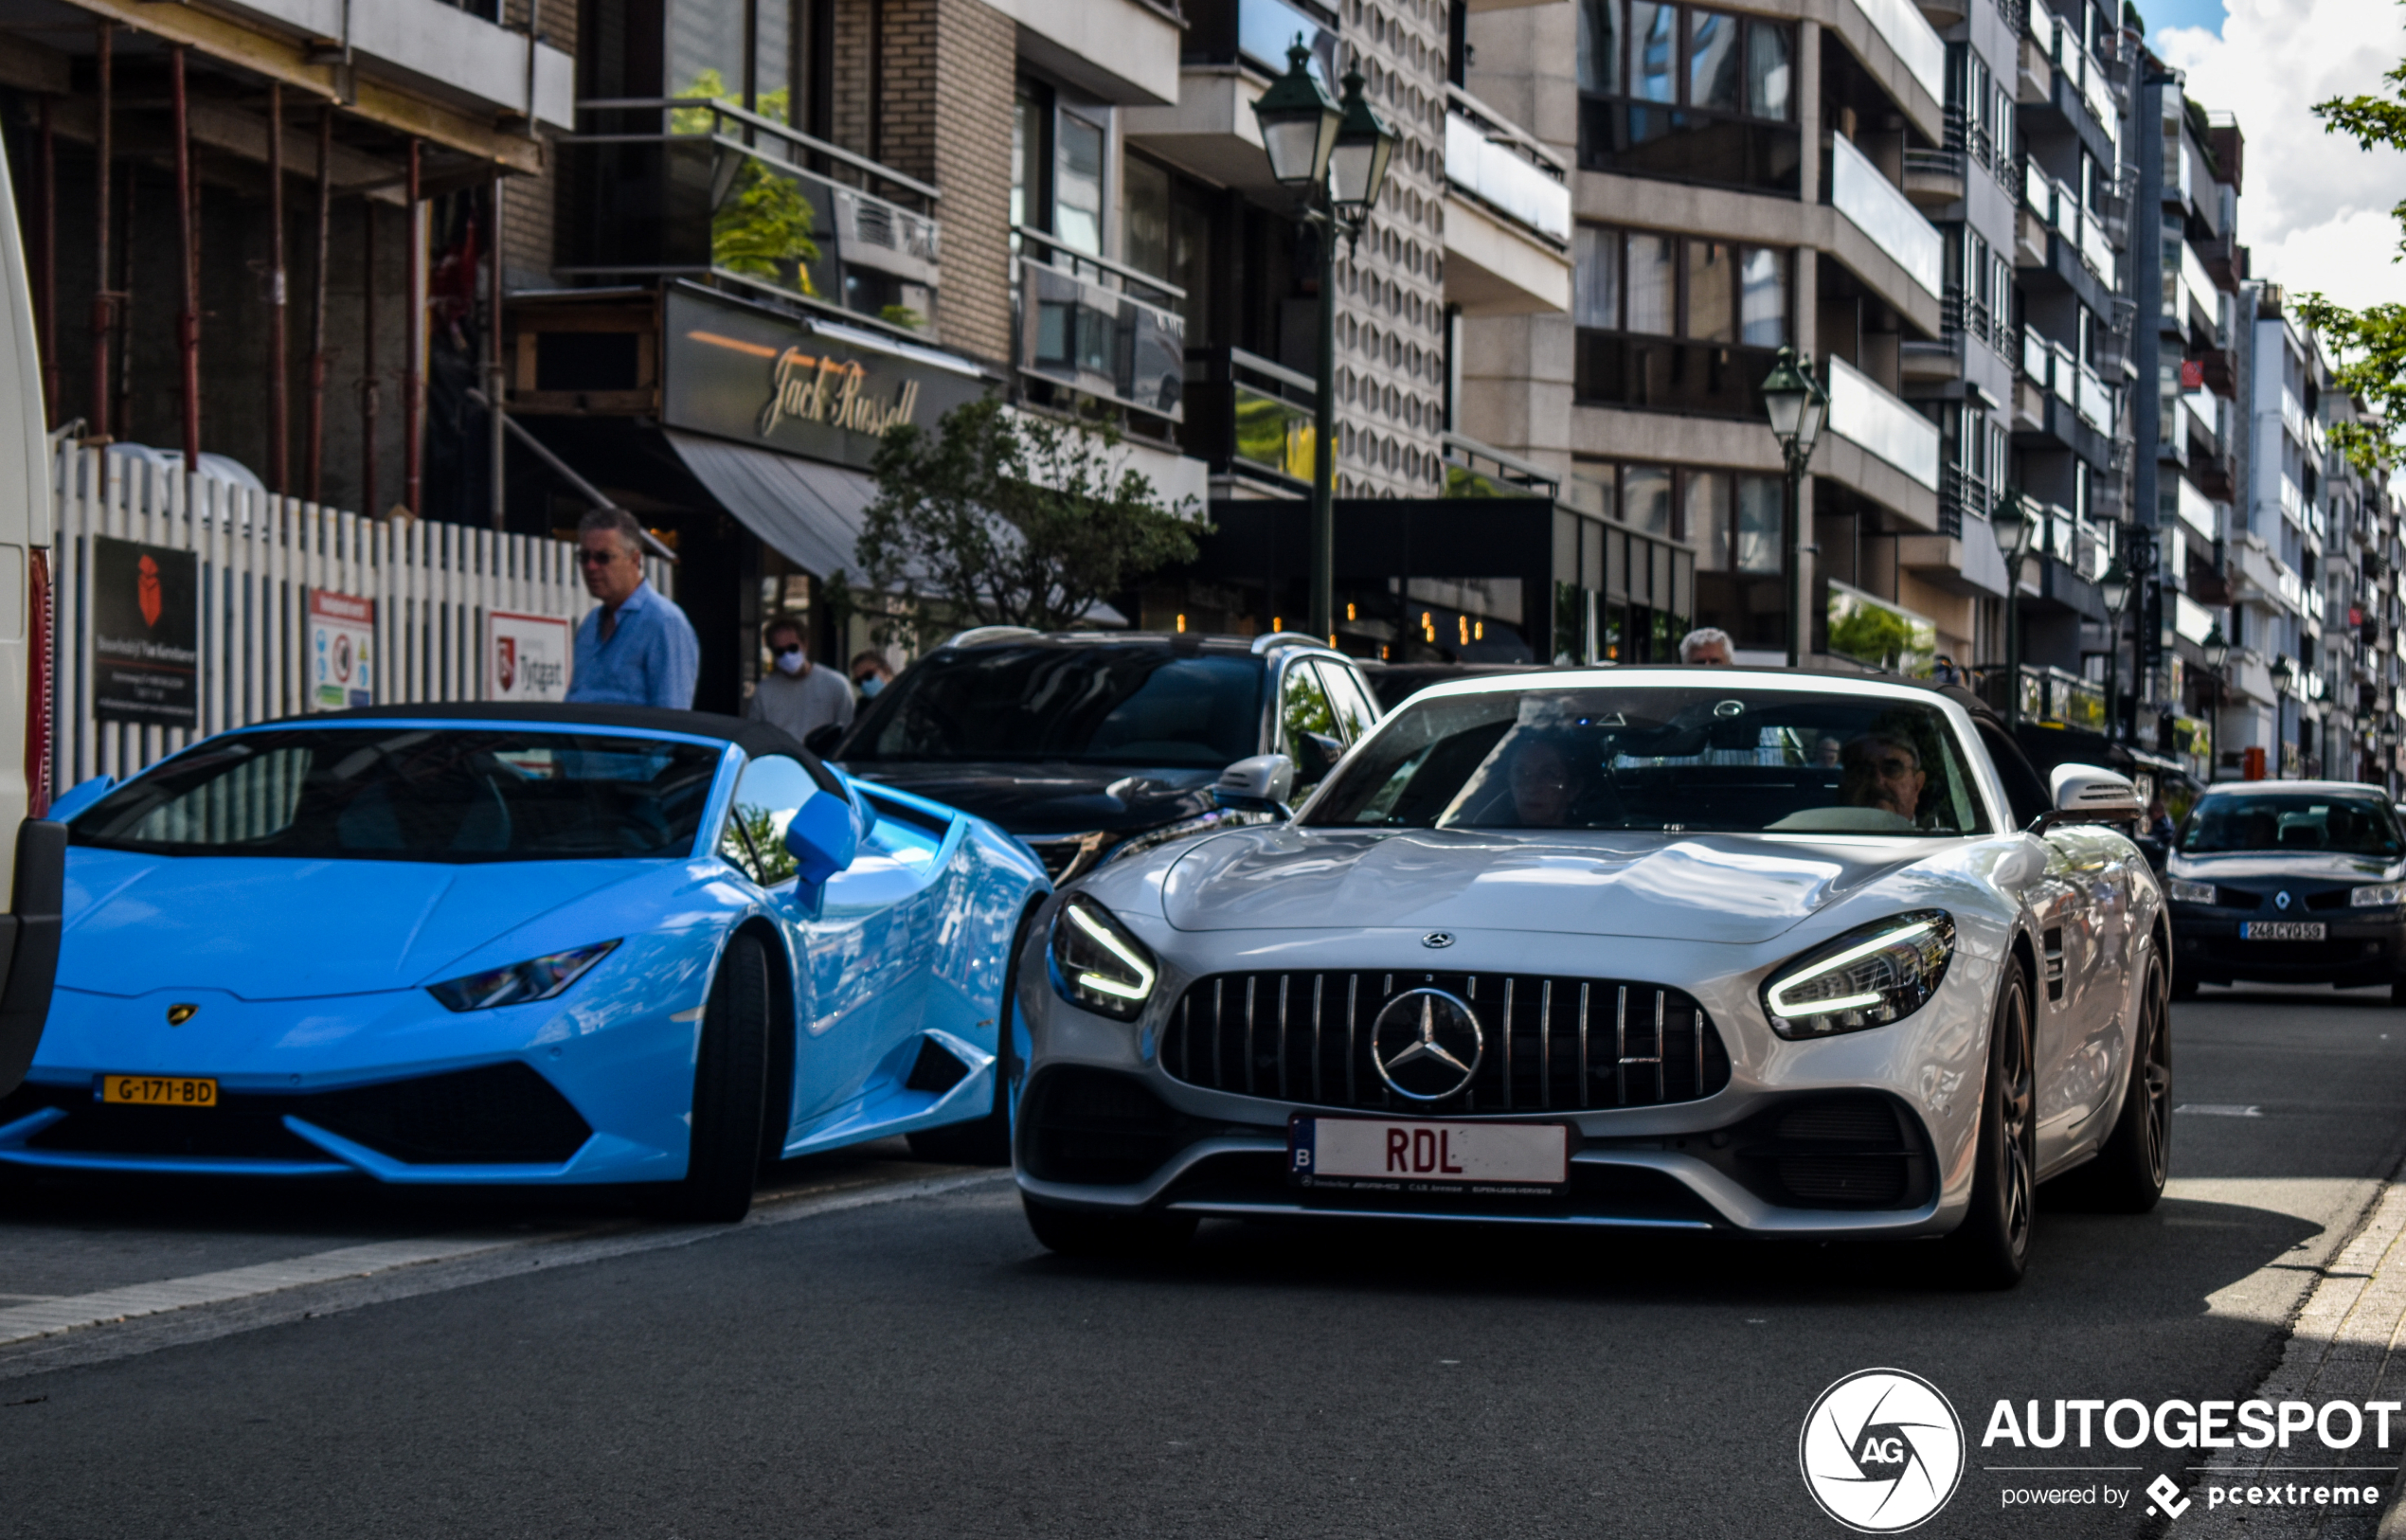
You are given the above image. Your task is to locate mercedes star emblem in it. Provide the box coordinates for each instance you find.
[1369,988,1484,1101]
[1422,931,1455,949]
[165,1004,198,1027]
[2275,890,2292,911]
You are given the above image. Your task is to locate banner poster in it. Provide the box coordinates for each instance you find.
[486,610,572,703]
[90,536,200,726]
[308,590,376,711]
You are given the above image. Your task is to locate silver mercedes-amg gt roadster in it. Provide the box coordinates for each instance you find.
[1011,669,2170,1287]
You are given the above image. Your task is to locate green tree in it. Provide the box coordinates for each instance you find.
[2302,32,2406,472]
[847,398,1212,647]
[673,70,822,295]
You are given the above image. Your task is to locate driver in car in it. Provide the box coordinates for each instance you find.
[1838,732,1928,823]
[1506,737,1580,827]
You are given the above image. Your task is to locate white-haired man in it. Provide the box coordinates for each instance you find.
[1679,626,1734,666]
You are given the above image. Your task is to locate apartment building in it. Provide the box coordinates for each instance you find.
[0,0,570,521]
[2215,288,2399,784]
[1452,0,2142,673]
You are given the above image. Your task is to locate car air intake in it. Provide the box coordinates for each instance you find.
[1020,1066,1181,1185]
[301,1062,592,1165]
[1159,971,1729,1114]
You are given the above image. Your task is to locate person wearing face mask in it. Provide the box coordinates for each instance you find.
[849,651,895,702]
[745,615,854,743]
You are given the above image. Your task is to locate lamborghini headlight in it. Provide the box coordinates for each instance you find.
[2352,883,2406,908]
[1762,911,1955,1040]
[1048,895,1158,1022]
[426,940,620,1012]
[2166,878,2217,905]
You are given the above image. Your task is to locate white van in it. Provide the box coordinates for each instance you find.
[0,123,65,1098]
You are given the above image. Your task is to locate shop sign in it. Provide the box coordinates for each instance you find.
[308,590,376,711]
[90,536,199,726]
[661,286,988,470]
[486,610,572,703]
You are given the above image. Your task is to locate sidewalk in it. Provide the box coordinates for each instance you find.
[2177,1179,2406,1538]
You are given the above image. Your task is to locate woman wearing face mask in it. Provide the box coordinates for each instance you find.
[850,651,895,702]
[745,616,855,743]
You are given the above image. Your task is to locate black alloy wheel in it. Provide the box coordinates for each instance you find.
[662,930,773,1223]
[1943,958,2037,1289]
[907,900,1045,1166]
[2083,952,2171,1211]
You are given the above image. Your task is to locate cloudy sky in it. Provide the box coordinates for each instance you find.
[2146,0,2406,312]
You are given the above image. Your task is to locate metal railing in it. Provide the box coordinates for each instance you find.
[1445,89,1572,247]
[1014,226,1187,421]
[561,98,940,325]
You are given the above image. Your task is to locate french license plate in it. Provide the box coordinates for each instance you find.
[2241,922,2325,941]
[1288,1116,1567,1191]
[96,1074,218,1107]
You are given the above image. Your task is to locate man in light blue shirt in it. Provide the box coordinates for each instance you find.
[565,509,699,709]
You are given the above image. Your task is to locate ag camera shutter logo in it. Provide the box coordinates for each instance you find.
[1800,1369,1966,1532]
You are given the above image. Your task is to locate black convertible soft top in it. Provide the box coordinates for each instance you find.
[257,703,840,793]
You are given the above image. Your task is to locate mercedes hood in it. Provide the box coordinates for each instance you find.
[1155,827,1936,945]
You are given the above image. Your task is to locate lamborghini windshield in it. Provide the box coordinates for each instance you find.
[71,727,724,863]
[1302,686,1992,835]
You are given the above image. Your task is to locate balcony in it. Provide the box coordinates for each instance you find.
[1127,0,1338,196]
[1850,0,1948,109]
[1830,134,1944,300]
[1183,346,1316,489]
[1014,228,1187,421]
[1443,89,1573,316]
[1827,354,1942,492]
[1443,433,1561,499]
[1901,148,1966,211]
[561,99,941,331]
[226,0,573,129]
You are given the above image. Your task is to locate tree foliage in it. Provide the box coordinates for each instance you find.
[2304,38,2406,473]
[847,398,1211,647]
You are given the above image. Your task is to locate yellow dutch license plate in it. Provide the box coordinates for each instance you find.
[97,1074,219,1108]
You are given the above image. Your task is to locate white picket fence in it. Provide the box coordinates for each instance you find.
[52,446,673,788]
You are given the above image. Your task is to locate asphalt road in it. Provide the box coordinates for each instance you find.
[1,984,2403,1540]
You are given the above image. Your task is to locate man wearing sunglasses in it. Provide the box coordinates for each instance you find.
[565,509,699,708]
[1838,732,1928,823]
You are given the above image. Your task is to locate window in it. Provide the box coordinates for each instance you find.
[1279,662,1343,792]
[1625,465,1674,538]
[1578,3,1801,194]
[1055,110,1105,255]
[1734,475,1782,573]
[1688,469,1731,568]
[1573,224,1790,417]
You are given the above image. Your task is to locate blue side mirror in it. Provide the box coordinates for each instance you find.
[781,784,862,884]
[46,775,117,824]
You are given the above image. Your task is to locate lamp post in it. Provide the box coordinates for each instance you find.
[2202,623,2229,777]
[2099,559,2130,745]
[1758,346,1826,669]
[1991,492,2034,725]
[1253,43,1396,641]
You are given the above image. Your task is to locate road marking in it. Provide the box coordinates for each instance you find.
[0,1168,1006,1360]
[2177,1103,2264,1117]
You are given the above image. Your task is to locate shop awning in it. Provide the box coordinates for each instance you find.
[665,430,874,578]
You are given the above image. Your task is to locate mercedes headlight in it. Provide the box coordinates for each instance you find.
[2353,883,2406,908]
[2167,878,2217,905]
[1762,911,1955,1040]
[426,940,620,1012]
[1048,895,1158,1022]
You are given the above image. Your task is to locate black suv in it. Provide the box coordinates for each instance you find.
[828,630,1383,883]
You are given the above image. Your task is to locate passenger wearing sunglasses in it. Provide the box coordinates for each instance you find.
[565,509,698,708]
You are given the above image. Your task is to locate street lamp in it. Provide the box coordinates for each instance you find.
[2202,623,2230,775]
[1759,346,1826,669]
[1991,491,2037,725]
[1252,44,1395,642]
[2098,560,2130,746]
